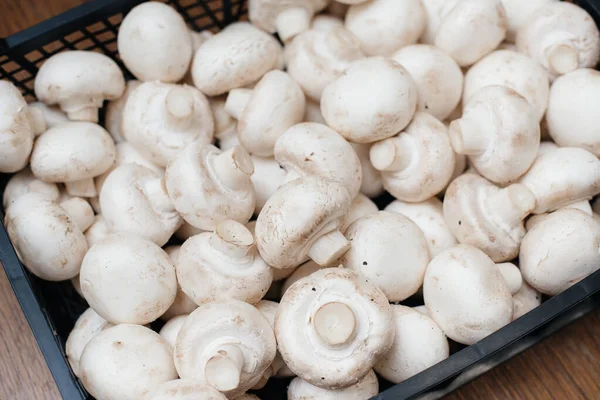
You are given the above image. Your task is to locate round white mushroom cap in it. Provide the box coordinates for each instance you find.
[84,215,111,248]
[496,262,523,295]
[288,369,378,399]
[341,193,378,232]
[28,102,68,131]
[159,315,188,350]
[501,0,558,42]
[2,167,59,209]
[144,380,227,400]
[0,81,36,173]
[65,308,113,377]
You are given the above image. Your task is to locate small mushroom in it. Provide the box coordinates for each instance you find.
[2,167,59,209]
[546,69,600,156]
[274,123,362,198]
[250,156,287,215]
[276,268,395,389]
[191,22,283,96]
[288,369,378,399]
[385,197,457,258]
[341,211,430,302]
[104,80,141,143]
[34,50,125,122]
[391,44,463,121]
[79,324,177,400]
[444,173,535,262]
[374,305,449,384]
[162,245,197,320]
[369,112,455,202]
[281,261,322,297]
[226,70,305,157]
[449,85,540,185]
[118,2,193,82]
[165,143,255,231]
[248,0,330,42]
[122,81,214,167]
[424,244,513,345]
[159,315,188,350]
[177,220,273,306]
[145,380,227,400]
[100,164,182,246]
[516,2,600,79]
[463,50,550,122]
[520,209,600,296]
[79,233,177,324]
[284,26,365,101]
[174,300,276,397]
[512,281,542,320]
[526,200,592,231]
[84,215,111,248]
[341,193,378,232]
[496,262,523,295]
[256,176,352,269]
[321,57,417,143]
[28,102,68,131]
[519,147,600,214]
[345,0,425,56]
[30,121,116,198]
[65,308,113,377]
[501,0,558,42]
[5,193,88,281]
[350,143,384,198]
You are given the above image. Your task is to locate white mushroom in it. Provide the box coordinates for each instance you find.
[496,262,523,295]
[2,167,59,209]
[274,123,362,198]
[281,261,322,297]
[350,143,384,198]
[501,0,558,42]
[177,220,273,306]
[341,194,378,232]
[370,112,455,202]
[181,30,215,86]
[444,173,535,262]
[288,369,378,399]
[144,380,227,400]
[250,156,286,215]
[104,80,141,143]
[424,244,513,345]
[34,51,125,122]
[525,200,592,231]
[321,57,417,143]
[79,233,177,324]
[59,196,94,232]
[162,245,197,320]
[28,101,68,131]
[516,2,600,79]
[512,281,542,320]
[165,143,255,231]
[122,81,214,167]
[174,300,276,397]
[84,215,111,248]
[174,222,205,241]
[211,96,235,138]
[159,315,188,350]
[276,268,394,388]
[374,305,449,384]
[118,2,193,82]
[65,308,113,377]
[79,324,177,400]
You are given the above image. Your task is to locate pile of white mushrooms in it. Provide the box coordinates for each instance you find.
[2,0,600,398]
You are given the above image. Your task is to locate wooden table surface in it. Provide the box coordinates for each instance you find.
[2,1,600,399]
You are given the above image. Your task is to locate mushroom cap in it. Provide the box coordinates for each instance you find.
[345,0,426,56]
[512,281,542,320]
[118,2,193,82]
[3,167,59,209]
[100,164,182,246]
[342,211,430,302]
[341,193,378,232]
[144,380,227,400]
[176,222,273,306]
[520,209,600,296]
[174,300,276,398]
[516,2,600,79]
[161,245,198,320]
[519,147,600,214]
[463,50,550,122]
[424,244,513,345]
[34,51,125,121]
[276,268,394,389]
[496,262,523,295]
[281,261,322,296]
[444,173,534,262]
[255,176,352,269]
[321,57,417,143]
[285,27,365,101]
[546,69,600,156]
[5,192,87,281]
[392,44,463,121]
[80,233,177,324]
[350,143,384,198]
[191,22,283,96]
[501,0,558,42]
[159,315,188,350]
[250,156,287,215]
[122,81,214,167]
[66,308,113,377]
[104,80,142,143]
[28,102,68,130]
[30,121,116,183]
[385,197,457,258]
[372,112,455,202]
[374,305,449,384]
[0,81,34,173]
[288,369,378,399]
[249,0,329,34]
[235,70,305,157]
[274,122,362,198]
[84,215,111,248]
[450,85,540,185]
[165,143,255,231]
[79,324,177,400]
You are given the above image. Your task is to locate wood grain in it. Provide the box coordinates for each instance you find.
[1,1,600,400]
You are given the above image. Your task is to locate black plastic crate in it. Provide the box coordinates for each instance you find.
[1,0,600,399]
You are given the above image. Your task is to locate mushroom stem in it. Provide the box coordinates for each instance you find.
[204,344,244,392]
[66,106,98,123]
[213,146,255,189]
[209,220,254,259]
[28,107,46,136]
[488,184,536,226]
[370,136,413,172]
[60,197,95,232]
[308,229,350,266]
[275,7,311,43]
[224,89,252,120]
[65,178,97,198]
[448,119,488,156]
[140,177,174,213]
[313,301,357,346]
[548,44,579,76]
[165,86,194,130]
